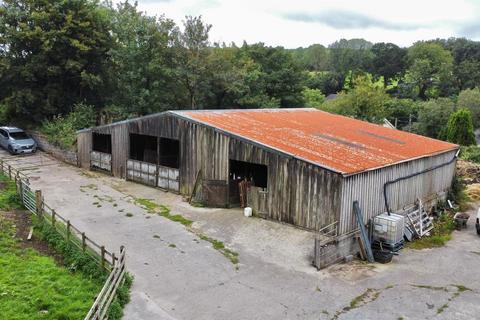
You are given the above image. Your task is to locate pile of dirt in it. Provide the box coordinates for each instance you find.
[456,160,480,184]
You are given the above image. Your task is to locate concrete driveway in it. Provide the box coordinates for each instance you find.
[2,150,480,320]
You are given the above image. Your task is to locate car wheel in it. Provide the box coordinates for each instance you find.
[7,146,14,155]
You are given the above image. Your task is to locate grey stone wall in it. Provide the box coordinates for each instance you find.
[29,131,78,166]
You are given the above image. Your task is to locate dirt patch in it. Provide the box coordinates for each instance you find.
[466,184,480,202]
[457,160,480,184]
[0,182,6,191]
[1,210,63,264]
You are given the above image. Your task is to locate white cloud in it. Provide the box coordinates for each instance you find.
[129,0,480,48]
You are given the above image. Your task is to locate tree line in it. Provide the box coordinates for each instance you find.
[0,0,479,147]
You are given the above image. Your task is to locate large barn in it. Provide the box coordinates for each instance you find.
[77,108,458,264]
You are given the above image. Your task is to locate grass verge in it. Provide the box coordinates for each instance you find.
[0,172,132,319]
[135,198,193,226]
[34,207,132,320]
[198,234,239,265]
[134,197,240,265]
[0,213,102,320]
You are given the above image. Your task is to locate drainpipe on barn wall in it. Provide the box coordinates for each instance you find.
[383,149,460,215]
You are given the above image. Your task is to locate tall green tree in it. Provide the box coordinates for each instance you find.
[406,42,454,99]
[321,74,390,122]
[204,45,247,108]
[371,43,407,86]
[174,15,212,109]
[291,44,330,71]
[457,87,480,128]
[237,43,306,107]
[444,109,476,145]
[106,1,179,118]
[415,98,455,138]
[0,0,112,124]
[443,38,480,90]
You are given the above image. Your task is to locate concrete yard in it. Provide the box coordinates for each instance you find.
[2,150,480,320]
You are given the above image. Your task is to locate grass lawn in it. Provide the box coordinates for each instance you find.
[0,214,102,319]
[0,174,102,320]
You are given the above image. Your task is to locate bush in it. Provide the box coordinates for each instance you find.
[302,88,325,107]
[41,103,96,150]
[443,108,476,146]
[460,145,480,163]
[448,175,471,212]
[35,219,106,280]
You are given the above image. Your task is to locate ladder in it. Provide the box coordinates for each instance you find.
[406,199,433,238]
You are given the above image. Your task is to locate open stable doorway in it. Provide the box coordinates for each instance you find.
[229,159,268,206]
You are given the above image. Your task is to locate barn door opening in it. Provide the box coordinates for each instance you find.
[229,159,268,207]
[91,133,112,172]
[127,134,158,186]
[157,137,180,192]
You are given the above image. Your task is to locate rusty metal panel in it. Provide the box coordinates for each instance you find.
[176,109,458,175]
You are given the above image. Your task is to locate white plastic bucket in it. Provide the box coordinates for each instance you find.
[244,207,252,217]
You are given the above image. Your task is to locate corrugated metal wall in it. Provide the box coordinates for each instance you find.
[339,150,457,234]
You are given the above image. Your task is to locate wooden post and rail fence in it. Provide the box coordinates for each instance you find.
[0,159,127,320]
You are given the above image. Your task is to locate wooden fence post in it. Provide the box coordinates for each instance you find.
[111,252,116,267]
[82,232,86,252]
[17,173,23,201]
[35,190,43,218]
[66,220,71,241]
[8,165,11,179]
[51,210,56,229]
[101,246,105,269]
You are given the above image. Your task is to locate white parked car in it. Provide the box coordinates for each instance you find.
[0,127,37,154]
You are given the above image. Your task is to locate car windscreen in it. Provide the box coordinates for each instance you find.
[9,131,29,140]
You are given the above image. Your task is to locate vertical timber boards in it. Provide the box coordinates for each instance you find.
[95,123,129,178]
[84,113,343,231]
[229,138,342,231]
[77,130,92,168]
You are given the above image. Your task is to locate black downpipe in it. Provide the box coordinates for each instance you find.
[383,152,459,215]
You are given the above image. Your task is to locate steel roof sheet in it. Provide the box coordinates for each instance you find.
[175,108,458,175]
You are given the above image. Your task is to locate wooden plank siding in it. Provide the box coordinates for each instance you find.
[76,112,456,234]
[77,130,92,168]
[339,150,457,234]
[229,138,342,230]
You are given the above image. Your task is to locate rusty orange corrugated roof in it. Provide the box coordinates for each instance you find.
[175,108,458,175]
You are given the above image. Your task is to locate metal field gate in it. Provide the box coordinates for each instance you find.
[90,151,112,172]
[20,180,36,214]
[157,165,179,192]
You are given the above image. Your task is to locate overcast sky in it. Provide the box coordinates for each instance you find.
[131,0,480,48]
